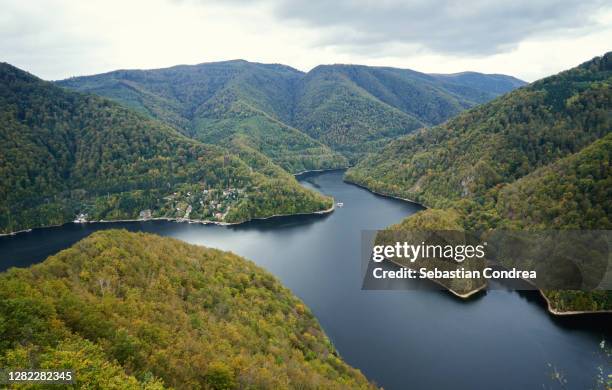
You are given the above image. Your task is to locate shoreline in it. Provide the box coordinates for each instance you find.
[1,168,338,238]
[294,166,350,177]
[0,204,335,237]
[539,290,612,316]
[351,176,610,316]
[343,178,427,208]
[445,281,487,299]
[385,258,487,299]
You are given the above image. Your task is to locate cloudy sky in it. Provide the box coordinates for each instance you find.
[2,0,611,81]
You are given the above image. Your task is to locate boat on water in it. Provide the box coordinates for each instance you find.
[337,202,344,207]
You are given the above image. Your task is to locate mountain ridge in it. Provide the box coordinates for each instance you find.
[0,62,333,234]
[58,60,526,165]
[347,52,611,208]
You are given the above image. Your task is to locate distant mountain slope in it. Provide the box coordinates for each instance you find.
[58,60,525,164]
[292,65,425,159]
[0,229,375,389]
[59,60,301,127]
[293,65,525,160]
[347,53,611,207]
[58,61,348,173]
[347,52,612,312]
[429,71,526,96]
[0,63,332,234]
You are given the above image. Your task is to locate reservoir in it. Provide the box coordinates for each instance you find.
[1,170,609,389]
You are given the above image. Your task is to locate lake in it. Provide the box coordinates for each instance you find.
[1,170,609,390]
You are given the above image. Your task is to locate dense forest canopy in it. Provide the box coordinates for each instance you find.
[58,60,524,165]
[292,65,523,159]
[347,52,612,312]
[347,52,611,208]
[0,63,332,234]
[0,230,376,389]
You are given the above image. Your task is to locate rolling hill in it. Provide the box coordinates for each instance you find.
[57,60,348,173]
[0,229,375,389]
[58,60,525,165]
[293,64,523,159]
[0,63,333,234]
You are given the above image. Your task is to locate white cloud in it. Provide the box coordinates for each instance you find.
[0,0,610,81]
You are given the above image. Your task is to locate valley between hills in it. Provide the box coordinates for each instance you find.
[2,54,610,314]
[1,59,522,234]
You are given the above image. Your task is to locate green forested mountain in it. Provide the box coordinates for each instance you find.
[464,133,611,231]
[0,63,332,234]
[293,65,524,159]
[291,65,424,159]
[347,53,611,207]
[0,230,375,389]
[58,60,349,173]
[471,132,611,311]
[347,52,612,312]
[58,60,524,164]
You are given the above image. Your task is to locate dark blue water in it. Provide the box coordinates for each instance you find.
[1,170,609,390]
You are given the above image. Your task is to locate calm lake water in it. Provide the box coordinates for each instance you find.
[1,170,610,390]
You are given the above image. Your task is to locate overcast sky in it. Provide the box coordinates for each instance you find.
[2,0,611,81]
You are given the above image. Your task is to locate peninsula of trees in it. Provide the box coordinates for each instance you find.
[0,229,376,389]
[347,52,611,313]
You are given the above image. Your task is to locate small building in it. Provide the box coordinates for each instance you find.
[73,213,88,223]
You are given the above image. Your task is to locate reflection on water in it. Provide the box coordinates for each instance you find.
[1,170,610,390]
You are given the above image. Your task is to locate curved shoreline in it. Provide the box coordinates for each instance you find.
[443,281,487,299]
[385,258,487,299]
[539,290,612,316]
[347,176,610,317]
[1,168,339,238]
[294,166,350,177]
[0,204,335,237]
[100,202,337,226]
[343,178,427,208]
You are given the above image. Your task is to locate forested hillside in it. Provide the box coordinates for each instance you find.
[0,63,332,234]
[347,52,612,312]
[59,60,524,164]
[58,60,348,173]
[0,230,375,389]
[293,65,523,159]
[347,53,611,207]
[464,133,611,231]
